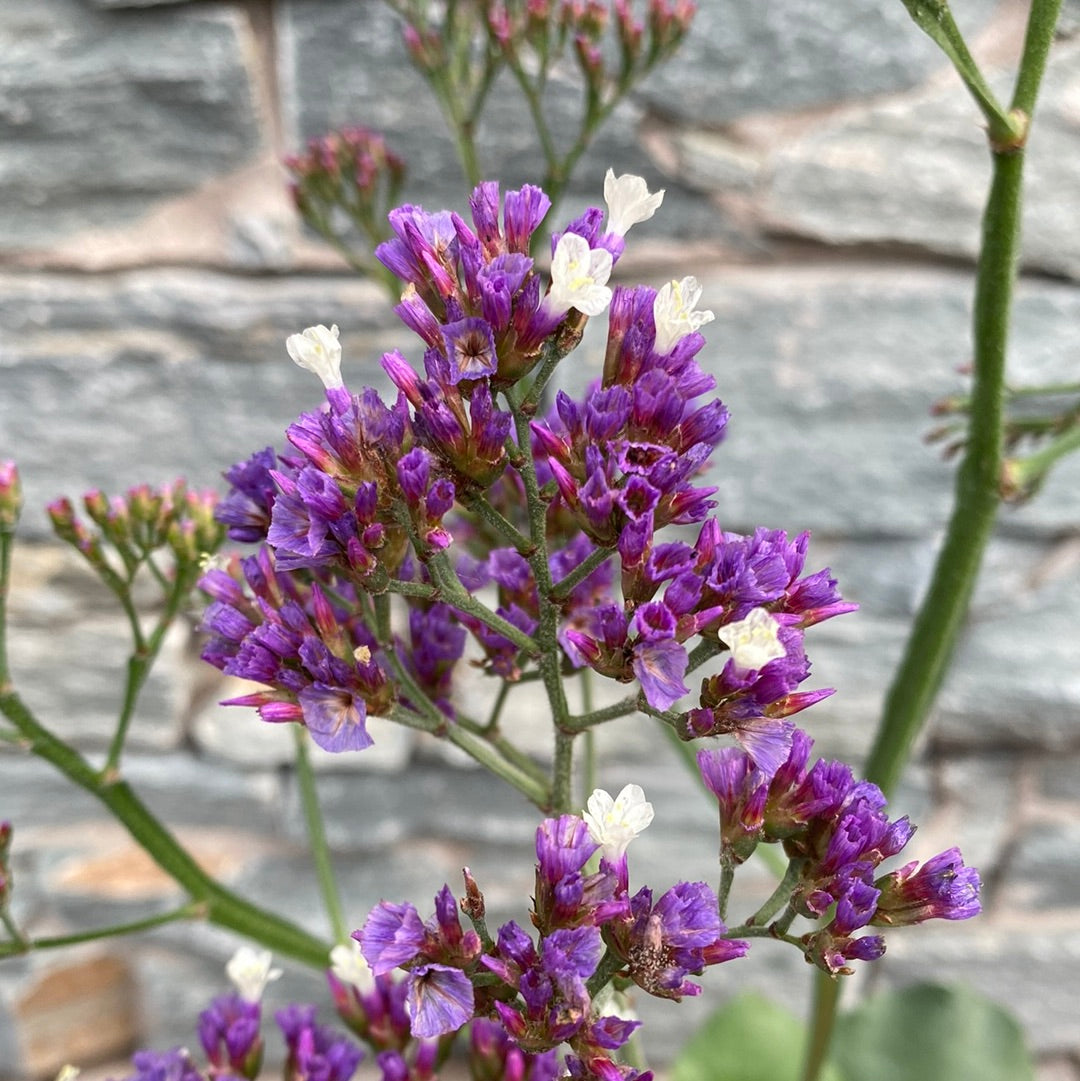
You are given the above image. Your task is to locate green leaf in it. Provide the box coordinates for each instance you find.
[671,992,844,1081]
[834,982,1035,1081]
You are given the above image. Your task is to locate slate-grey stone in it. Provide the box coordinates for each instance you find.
[278,0,720,237]
[881,926,1080,1054]
[1038,751,1080,802]
[0,0,263,249]
[0,269,393,537]
[999,820,1080,912]
[637,0,999,126]
[764,42,1080,279]
[935,557,1080,749]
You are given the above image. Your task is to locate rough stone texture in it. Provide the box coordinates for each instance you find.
[764,41,1080,279]
[2,0,1079,1072]
[637,0,1000,125]
[0,270,393,537]
[881,926,1080,1055]
[0,0,263,251]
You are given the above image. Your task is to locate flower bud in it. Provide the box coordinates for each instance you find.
[0,461,22,530]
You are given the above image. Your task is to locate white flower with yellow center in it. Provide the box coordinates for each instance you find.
[330,940,374,991]
[716,608,786,674]
[286,323,344,389]
[603,169,665,237]
[653,277,715,355]
[226,945,283,1002]
[583,783,654,861]
[546,233,613,317]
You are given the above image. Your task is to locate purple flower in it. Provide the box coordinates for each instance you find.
[276,1004,363,1081]
[405,963,475,1038]
[357,902,426,975]
[115,1050,205,1081]
[631,636,689,711]
[198,993,262,1078]
[217,447,278,543]
[608,881,747,1000]
[441,317,498,383]
[873,848,982,925]
[697,747,769,864]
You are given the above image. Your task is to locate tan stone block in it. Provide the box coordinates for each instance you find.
[13,955,136,1080]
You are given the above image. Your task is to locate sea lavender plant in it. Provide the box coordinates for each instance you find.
[187,171,981,1074]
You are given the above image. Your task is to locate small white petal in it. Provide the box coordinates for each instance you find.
[652,277,715,355]
[55,1068,81,1081]
[330,940,374,991]
[716,608,786,674]
[226,946,283,1002]
[286,323,344,389]
[583,783,654,861]
[604,169,664,237]
[546,233,613,318]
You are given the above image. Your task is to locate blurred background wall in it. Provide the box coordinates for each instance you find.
[2,0,1080,1076]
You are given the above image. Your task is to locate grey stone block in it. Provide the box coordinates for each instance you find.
[999,820,1080,913]
[5,614,187,752]
[278,0,718,237]
[764,41,1080,279]
[881,925,1080,1053]
[0,0,263,249]
[1038,751,1080,803]
[0,269,393,537]
[637,0,999,125]
[935,557,1080,749]
[935,754,1021,877]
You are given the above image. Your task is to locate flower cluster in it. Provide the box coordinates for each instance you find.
[205,171,855,783]
[356,786,744,1081]
[111,948,361,1081]
[699,733,982,974]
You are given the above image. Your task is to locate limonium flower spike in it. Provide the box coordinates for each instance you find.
[287,323,344,389]
[583,785,655,862]
[603,170,664,237]
[652,277,715,356]
[226,946,283,1002]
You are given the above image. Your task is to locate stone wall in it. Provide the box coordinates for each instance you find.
[2,0,1080,1077]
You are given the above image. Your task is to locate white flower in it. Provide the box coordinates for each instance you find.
[603,169,664,237]
[583,783,654,861]
[55,1068,81,1081]
[716,608,786,674]
[330,940,374,991]
[286,323,344,389]
[652,277,715,355]
[546,233,613,318]
[226,945,283,1002]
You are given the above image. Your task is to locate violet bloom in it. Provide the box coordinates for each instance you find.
[217,446,278,543]
[116,1049,206,1081]
[697,747,769,864]
[357,901,426,975]
[608,881,748,1000]
[470,1017,560,1081]
[276,1003,363,1081]
[198,993,262,1079]
[873,847,982,925]
[405,963,475,1038]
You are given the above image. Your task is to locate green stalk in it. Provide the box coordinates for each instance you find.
[799,6,1061,1079]
[292,727,348,944]
[0,903,201,958]
[0,687,331,968]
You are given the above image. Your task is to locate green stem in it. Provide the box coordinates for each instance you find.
[0,689,331,968]
[863,157,1022,797]
[741,858,805,930]
[445,724,550,807]
[800,7,1061,1081]
[550,547,614,602]
[1005,424,1080,497]
[799,978,842,1081]
[292,727,348,944]
[0,902,201,958]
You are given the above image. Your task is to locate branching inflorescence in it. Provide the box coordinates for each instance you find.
[178,172,982,1080]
